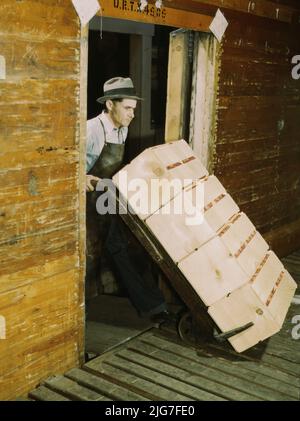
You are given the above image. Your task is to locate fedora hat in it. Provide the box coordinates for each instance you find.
[97,77,143,103]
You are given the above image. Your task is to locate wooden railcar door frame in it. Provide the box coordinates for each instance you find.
[78,11,220,345]
[79,25,88,359]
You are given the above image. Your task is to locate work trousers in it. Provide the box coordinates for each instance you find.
[104,215,166,317]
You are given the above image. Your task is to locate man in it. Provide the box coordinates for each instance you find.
[86,77,170,321]
[86,77,139,191]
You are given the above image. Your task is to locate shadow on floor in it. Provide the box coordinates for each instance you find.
[85,295,153,356]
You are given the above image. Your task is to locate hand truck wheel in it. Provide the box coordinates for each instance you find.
[177,311,198,345]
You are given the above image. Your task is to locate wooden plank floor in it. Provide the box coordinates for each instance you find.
[22,253,300,401]
[85,295,153,357]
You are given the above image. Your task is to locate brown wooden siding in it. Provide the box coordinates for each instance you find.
[212,15,300,243]
[0,1,84,400]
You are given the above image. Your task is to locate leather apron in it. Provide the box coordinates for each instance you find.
[86,118,125,294]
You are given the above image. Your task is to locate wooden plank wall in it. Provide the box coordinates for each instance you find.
[0,1,84,400]
[211,10,300,255]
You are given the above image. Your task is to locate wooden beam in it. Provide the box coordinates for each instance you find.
[165,30,191,142]
[189,32,220,172]
[167,0,296,23]
[78,25,88,365]
[89,16,155,36]
[98,0,298,27]
[98,0,212,32]
[130,34,155,150]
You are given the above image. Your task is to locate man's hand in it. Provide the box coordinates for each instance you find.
[86,175,101,192]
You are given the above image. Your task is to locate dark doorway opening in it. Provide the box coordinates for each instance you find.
[87,31,130,120]
[85,21,178,360]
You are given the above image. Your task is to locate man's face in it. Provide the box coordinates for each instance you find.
[107,98,137,128]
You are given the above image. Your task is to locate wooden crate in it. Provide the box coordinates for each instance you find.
[175,211,268,306]
[146,175,239,263]
[208,268,297,352]
[179,214,296,348]
[208,285,279,352]
[178,235,249,306]
[248,251,297,326]
[113,139,208,220]
[113,140,297,352]
[219,212,269,277]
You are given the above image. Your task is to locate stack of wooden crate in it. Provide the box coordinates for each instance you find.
[113,140,297,352]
